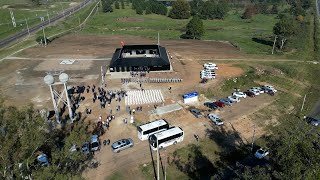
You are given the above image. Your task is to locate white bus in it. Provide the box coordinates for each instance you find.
[137,119,169,141]
[149,127,184,151]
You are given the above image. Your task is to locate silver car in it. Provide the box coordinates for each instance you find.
[111,138,134,153]
[219,98,234,106]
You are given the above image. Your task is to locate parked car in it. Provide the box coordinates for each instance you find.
[219,98,234,106]
[232,91,247,98]
[214,101,225,108]
[261,85,277,93]
[90,135,100,152]
[111,138,134,153]
[200,70,216,79]
[37,153,49,167]
[265,89,275,96]
[81,142,90,155]
[204,102,218,109]
[204,63,218,70]
[305,116,320,126]
[251,87,265,94]
[244,91,256,97]
[254,148,269,159]
[190,108,203,118]
[227,95,240,102]
[208,114,224,126]
[248,89,260,96]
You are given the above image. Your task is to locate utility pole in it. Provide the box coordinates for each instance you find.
[10,9,16,27]
[272,35,277,55]
[47,10,51,25]
[164,148,167,180]
[157,139,160,180]
[60,2,65,16]
[79,17,81,30]
[25,18,30,36]
[157,32,160,46]
[40,17,47,47]
[251,124,256,152]
[300,94,307,112]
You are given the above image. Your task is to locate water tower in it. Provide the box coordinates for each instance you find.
[43,72,73,123]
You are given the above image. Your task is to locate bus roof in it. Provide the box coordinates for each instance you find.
[154,127,183,140]
[138,119,168,131]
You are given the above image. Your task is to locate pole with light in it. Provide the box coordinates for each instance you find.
[156,124,160,180]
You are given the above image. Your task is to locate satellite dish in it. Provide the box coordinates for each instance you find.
[59,73,69,83]
[44,75,54,85]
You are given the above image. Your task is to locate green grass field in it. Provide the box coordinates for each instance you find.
[82,6,278,55]
[0,1,77,39]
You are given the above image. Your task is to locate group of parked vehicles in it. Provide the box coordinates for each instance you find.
[203,85,278,109]
[200,63,218,81]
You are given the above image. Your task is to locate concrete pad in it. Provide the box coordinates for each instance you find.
[150,103,183,115]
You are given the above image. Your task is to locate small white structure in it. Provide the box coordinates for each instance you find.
[60,59,76,65]
[125,89,164,105]
[183,92,198,104]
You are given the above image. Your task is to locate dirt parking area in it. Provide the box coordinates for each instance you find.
[0,34,274,180]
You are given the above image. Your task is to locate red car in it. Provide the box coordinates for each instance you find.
[214,101,225,108]
[244,91,255,97]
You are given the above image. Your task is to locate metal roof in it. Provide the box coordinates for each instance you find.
[154,127,183,140]
[139,119,168,131]
[110,45,170,67]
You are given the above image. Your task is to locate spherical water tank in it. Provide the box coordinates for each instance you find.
[59,73,69,83]
[44,74,54,85]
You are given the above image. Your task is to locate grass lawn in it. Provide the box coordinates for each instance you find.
[0,1,77,39]
[82,6,278,56]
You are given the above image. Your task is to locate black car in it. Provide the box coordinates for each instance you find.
[244,91,256,97]
[204,102,218,109]
[306,116,320,126]
[190,108,203,118]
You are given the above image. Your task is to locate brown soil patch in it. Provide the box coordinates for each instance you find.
[19,34,246,60]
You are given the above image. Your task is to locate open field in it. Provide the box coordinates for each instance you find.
[82,6,279,56]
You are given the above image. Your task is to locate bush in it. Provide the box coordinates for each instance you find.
[242,5,258,19]
[36,36,50,44]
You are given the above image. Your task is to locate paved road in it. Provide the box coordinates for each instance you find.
[0,0,93,49]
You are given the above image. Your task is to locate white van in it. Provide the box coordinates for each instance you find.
[204,63,218,70]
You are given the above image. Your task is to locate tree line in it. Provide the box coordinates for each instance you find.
[0,100,92,179]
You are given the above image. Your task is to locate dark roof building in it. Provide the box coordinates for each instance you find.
[109,45,171,72]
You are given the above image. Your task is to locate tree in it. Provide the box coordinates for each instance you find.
[214,1,229,19]
[169,0,191,19]
[242,5,258,19]
[255,3,269,14]
[0,100,90,179]
[121,0,125,9]
[145,4,152,14]
[136,6,143,15]
[115,1,120,9]
[102,0,113,13]
[198,1,229,20]
[185,15,204,39]
[189,0,204,16]
[270,4,278,14]
[273,16,299,49]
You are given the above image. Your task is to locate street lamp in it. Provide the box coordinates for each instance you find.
[43,72,73,124]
